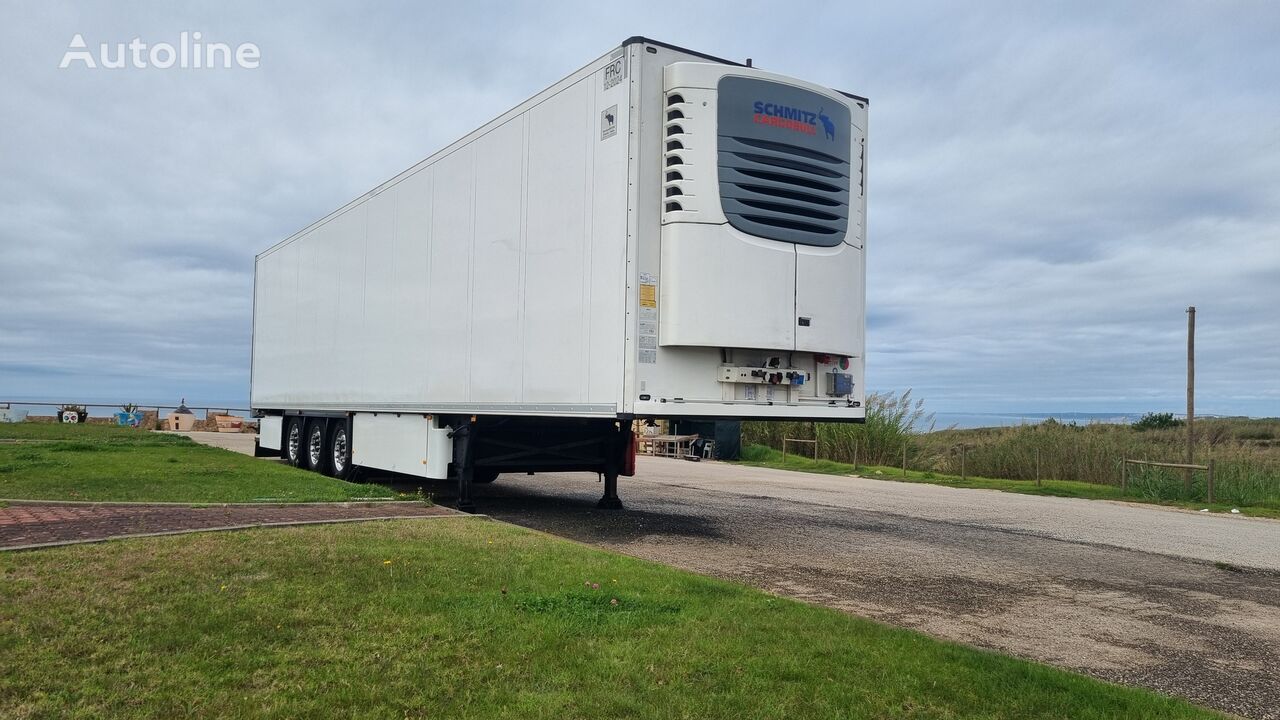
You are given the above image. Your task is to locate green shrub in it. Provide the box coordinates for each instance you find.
[1133,412,1183,431]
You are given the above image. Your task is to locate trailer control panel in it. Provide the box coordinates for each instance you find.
[825,372,854,397]
[719,366,811,386]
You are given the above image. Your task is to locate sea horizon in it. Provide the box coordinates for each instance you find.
[2,396,1267,431]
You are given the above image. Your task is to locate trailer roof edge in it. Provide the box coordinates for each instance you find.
[620,36,869,105]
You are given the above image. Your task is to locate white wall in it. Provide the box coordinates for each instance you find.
[252,50,632,414]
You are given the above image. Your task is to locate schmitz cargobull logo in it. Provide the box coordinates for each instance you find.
[752,101,836,141]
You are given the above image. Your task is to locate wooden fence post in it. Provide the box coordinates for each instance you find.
[902,441,907,477]
[1186,305,1196,493]
[853,438,858,471]
[1035,448,1041,487]
[1121,459,1127,492]
[960,444,966,481]
[1207,458,1215,504]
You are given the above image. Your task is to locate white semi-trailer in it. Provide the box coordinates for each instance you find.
[251,37,867,510]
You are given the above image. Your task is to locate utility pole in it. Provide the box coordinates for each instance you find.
[1185,306,1195,493]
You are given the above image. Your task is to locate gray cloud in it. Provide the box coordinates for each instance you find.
[1,1,1277,415]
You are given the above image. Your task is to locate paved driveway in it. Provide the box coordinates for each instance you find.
[160,430,257,454]
[0,501,454,550]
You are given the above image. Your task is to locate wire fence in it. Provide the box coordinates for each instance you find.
[745,419,1280,509]
[1,401,255,432]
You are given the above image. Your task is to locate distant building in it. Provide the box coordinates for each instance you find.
[165,399,196,431]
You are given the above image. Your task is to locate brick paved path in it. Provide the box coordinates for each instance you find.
[0,502,458,550]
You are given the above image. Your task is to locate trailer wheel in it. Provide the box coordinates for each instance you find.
[305,420,331,475]
[328,423,355,480]
[284,418,306,467]
[473,469,499,484]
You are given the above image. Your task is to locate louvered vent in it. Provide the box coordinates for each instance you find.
[716,76,852,247]
[718,137,850,246]
[663,92,693,214]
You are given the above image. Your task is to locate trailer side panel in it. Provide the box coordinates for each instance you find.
[252,51,633,417]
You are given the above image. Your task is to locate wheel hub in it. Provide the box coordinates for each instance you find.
[333,431,347,472]
[309,429,323,466]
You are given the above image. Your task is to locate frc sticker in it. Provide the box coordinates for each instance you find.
[603,55,625,91]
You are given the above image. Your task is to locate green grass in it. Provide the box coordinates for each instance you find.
[0,424,397,503]
[0,519,1216,719]
[737,445,1280,519]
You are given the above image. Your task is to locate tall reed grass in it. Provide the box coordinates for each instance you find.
[742,395,1280,509]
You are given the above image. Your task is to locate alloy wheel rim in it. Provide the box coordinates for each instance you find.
[333,431,347,472]
[288,425,301,461]
[309,429,323,466]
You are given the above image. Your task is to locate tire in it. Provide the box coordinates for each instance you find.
[473,468,500,484]
[327,422,355,481]
[284,417,306,468]
[305,420,331,475]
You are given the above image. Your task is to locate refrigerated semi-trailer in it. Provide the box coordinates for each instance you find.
[251,37,868,510]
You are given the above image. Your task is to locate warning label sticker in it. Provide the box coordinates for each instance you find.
[638,297,658,364]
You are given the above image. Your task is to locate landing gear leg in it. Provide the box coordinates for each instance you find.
[453,418,477,514]
[597,421,624,510]
[598,470,622,509]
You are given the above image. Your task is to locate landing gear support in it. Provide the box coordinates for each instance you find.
[596,421,626,510]
[598,470,622,509]
[452,418,477,514]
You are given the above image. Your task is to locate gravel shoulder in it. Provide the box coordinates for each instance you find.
[642,458,1280,571]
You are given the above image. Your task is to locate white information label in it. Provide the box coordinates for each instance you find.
[603,56,626,91]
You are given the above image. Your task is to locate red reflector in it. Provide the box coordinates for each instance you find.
[621,431,637,477]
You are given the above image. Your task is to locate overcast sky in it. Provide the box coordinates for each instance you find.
[1,1,1277,416]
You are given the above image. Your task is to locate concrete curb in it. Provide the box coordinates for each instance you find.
[0,498,417,508]
[1,512,483,552]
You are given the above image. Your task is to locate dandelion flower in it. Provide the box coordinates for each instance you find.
[383,560,392,565]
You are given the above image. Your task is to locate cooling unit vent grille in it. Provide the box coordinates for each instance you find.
[718,135,850,246]
[714,75,853,247]
[663,92,692,214]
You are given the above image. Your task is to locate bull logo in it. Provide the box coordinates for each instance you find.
[818,108,836,141]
